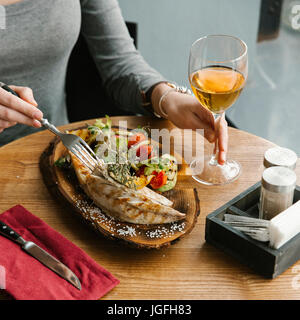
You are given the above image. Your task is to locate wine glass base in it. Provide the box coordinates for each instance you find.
[190,156,241,186]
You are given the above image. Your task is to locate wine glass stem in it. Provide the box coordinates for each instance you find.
[209,112,223,166]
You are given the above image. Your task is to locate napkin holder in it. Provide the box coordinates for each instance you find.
[205,182,300,278]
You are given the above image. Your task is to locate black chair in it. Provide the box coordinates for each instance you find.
[65,22,138,122]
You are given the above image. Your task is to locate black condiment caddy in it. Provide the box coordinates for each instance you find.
[205,182,300,278]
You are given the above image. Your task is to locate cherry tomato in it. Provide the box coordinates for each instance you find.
[136,145,153,161]
[150,171,168,189]
[128,133,146,148]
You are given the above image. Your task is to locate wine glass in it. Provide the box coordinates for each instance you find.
[188,34,248,185]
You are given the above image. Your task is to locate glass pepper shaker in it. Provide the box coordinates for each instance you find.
[259,166,297,220]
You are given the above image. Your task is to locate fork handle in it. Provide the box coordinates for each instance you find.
[39,118,62,137]
[0,83,19,97]
[0,83,62,137]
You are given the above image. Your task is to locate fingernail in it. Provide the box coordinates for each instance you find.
[33,119,42,128]
[207,132,215,143]
[219,152,226,165]
[33,111,43,120]
[28,99,38,107]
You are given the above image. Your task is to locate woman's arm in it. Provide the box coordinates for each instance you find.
[80,0,166,114]
[80,0,228,164]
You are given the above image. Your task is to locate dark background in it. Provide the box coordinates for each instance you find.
[65,22,138,122]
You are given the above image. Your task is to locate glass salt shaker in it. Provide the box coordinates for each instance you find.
[263,146,297,170]
[259,166,297,220]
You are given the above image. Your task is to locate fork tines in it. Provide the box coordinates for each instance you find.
[71,138,99,172]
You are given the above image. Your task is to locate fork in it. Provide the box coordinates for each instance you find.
[1,83,99,171]
[40,118,100,171]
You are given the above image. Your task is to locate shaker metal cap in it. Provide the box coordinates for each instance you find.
[262,166,297,193]
[264,147,297,170]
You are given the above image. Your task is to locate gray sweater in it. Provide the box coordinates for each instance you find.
[0,0,165,146]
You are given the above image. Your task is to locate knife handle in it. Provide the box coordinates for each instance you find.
[0,220,25,245]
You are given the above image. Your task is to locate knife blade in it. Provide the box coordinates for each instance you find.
[0,220,81,290]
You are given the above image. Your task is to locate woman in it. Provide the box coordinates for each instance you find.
[0,0,227,164]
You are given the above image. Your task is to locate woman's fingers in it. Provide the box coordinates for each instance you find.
[203,126,216,143]
[0,104,41,127]
[186,112,215,143]
[192,99,215,128]
[9,85,38,106]
[0,120,17,128]
[0,120,17,134]
[0,86,43,121]
[0,85,42,128]
[161,94,228,165]
[217,114,228,165]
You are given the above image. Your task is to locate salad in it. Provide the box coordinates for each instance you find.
[56,116,178,192]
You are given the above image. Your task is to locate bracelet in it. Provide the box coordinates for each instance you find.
[155,82,192,119]
[156,88,176,119]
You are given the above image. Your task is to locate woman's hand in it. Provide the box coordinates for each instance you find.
[0,85,43,133]
[151,83,228,165]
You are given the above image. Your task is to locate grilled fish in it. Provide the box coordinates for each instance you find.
[70,154,186,224]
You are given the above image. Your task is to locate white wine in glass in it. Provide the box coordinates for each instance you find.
[188,35,248,185]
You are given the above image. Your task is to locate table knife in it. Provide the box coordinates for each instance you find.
[0,220,81,290]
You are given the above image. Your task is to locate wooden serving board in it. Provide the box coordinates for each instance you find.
[39,129,200,249]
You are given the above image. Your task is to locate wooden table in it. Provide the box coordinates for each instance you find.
[0,116,299,300]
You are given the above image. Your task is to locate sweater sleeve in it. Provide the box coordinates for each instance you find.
[80,0,167,114]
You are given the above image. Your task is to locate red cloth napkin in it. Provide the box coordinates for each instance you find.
[0,205,119,300]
